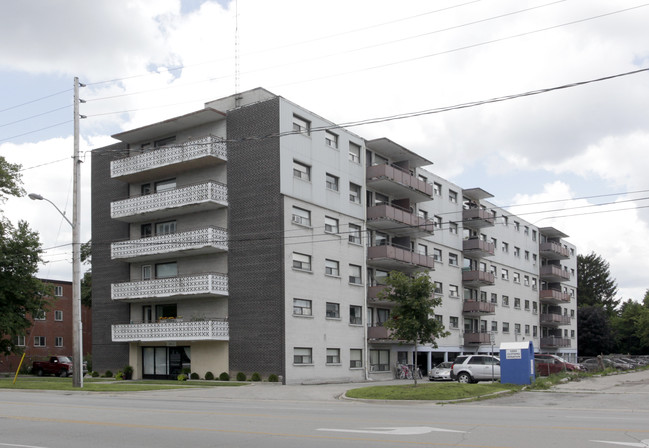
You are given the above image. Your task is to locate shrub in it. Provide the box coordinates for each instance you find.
[236,372,247,381]
[104,370,113,378]
[91,371,100,378]
[268,374,279,383]
[251,372,261,382]
[219,372,230,381]
[177,374,187,381]
[205,371,214,380]
[190,372,199,380]
[115,371,124,381]
[182,367,191,375]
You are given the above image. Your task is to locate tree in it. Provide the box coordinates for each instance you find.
[611,294,649,355]
[0,219,49,355]
[577,252,619,315]
[0,156,49,355]
[378,271,449,386]
[577,306,614,356]
[80,241,91,307]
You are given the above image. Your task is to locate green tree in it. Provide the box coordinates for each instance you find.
[577,252,619,315]
[378,271,449,386]
[0,156,24,202]
[80,241,91,307]
[611,299,647,354]
[577,306,614,356]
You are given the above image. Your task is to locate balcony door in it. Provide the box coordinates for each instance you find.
[142,346,191,380]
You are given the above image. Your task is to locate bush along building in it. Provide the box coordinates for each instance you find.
[91,88,577,383]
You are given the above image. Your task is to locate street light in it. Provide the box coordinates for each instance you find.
[29,192,83,388]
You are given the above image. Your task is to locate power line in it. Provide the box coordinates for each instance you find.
[0,120,72,144]
[0,89,71,114]
[0,105,71,129]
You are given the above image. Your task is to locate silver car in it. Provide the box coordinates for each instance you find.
[451,355,501,383]
[428,362,453,381]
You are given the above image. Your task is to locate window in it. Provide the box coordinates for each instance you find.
[142,265,152,281]
[515,323,521,335]
[514,298,521,309]
[433,182,442,196]
[524,300,530,311]
[141,223,153,238]
[571,330,575,338]
[325,131,338,149]
[326,302,340,318]
[292,252,311,271]
[502,322,510,333]
[501,269,509,280]
[348,224,362,244]
[154,136,176,147]
[33,310,46,320]
[417,208,428,220]
[322,216,339,234]
[449,222,458,234]
[450,316,459,329]
[491,321,498,332]
[370,349,390,372]
[156,221,176,235]
[434,315,443,324]
[514,246,520,257]
[532,278,538,290]
[293,206,313,227]
[524,225,529,235]
[449,253,459,266]
[349,264,362,284]
[524,325,530,336]
[350,349,363,368]
[491,237,497,249]
[350,305,362,325]
[294,347,312,364]
[155,178,176,193]
[449,190,458,203]
[533,301,538,314]
[533,254,538,264]
[571,309,575,318]
[490,265,497,276]
[326,348,341,364]
[525,250,530,261]
[533,326,538,337]
[491,293,498,304]
[54,286,63,296]
[349,183,361,204]
[55,310,63,321]
[325,259,340,277]
[418,174,428,183]
[14,335,25,347]
[502,295,510,307]
[433,248,442,262]
[293,115,310,135]
[349,142,361,163]
[55,337,63,347]
[449,284,459,298]
[502,242,509,253]
[513,272,520,283]
[155,262,177,279]
[293,299,312,316]
[373,192,389,206]
[34,336,46,347]
[434,282,443,295]
[524,275,530,286]
[325,173,339,191]
[433,215,442,229]
[514,221,520,231]
[532,230,537,241]
[503,216,509,226]
[417,243,428,256]
[141,183,153,195]
[293,160,311,181]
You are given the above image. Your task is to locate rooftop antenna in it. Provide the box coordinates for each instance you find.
[234,0,241,107]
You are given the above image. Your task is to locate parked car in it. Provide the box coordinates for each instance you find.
[428,362,453,381]
[451,355,500,383]
[582,357,628,372]
[534,354,582,376]
[32,356,74,377]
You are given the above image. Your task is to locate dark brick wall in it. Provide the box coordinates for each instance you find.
[227,97,286,379]
[91,143,130,374]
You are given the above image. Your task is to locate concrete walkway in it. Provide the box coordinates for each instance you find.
[550,368,649,394]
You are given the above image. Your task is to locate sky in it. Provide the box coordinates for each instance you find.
[1,0,648,303]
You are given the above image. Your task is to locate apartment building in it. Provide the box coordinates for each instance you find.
[91,87,577,383]
[0,279,92,373]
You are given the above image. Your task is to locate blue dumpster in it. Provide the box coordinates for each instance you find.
[499,341,535,385]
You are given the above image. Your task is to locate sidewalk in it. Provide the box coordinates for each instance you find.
[550,368,649,393]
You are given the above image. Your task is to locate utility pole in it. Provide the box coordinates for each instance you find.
[72,77,85,388]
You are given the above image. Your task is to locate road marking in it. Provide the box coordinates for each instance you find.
[0,444,49,448]
[591,440,649,447]
[318,426,466,435]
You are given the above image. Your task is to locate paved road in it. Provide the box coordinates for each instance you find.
[1,370,647,448]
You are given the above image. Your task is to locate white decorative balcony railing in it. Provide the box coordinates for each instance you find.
[111,273,228,301]
[111,181,227,221]
[111,226,228,260]
[111,135,227,179]
[111,319,229,342]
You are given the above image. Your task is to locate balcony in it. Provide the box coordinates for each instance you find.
[462,238,495,258]
[111,181,227,223]
[367,244,435,272]
[540,241,570,260]
[367,285,388,302]
[367,204,434,237]
[540,313,572,326]
[111,226,228,262]
[463,300,496,315]
[366,164,432,202]
[463,332,491,344]
[111,273,228,301]
[539,289,572,304]
[367,325,396,340]
[540,337,571,348]
[540,265,570,282]
[111,135,227,182]
[111,319,229,342]
[462,269,495,287]
[462,208,495,229]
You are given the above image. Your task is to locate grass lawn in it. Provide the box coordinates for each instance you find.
[345,381,522,401]
[0,376,248,392]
